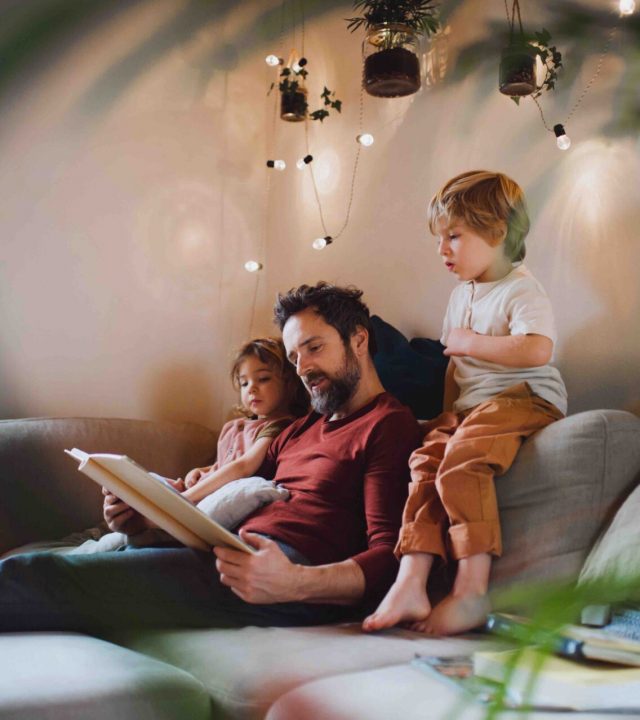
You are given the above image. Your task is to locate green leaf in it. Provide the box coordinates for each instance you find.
[510,96,521,105]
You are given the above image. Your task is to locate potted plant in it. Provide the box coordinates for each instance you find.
[271,58,342,122]
[499,0,562,103]
[347,0,440,98]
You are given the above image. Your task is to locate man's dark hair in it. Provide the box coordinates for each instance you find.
[274,282,377,357]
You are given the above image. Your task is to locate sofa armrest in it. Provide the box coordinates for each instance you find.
[492,409,640,588]
[0,417,217,554]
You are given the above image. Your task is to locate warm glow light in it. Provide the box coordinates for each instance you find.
[244,260,262,272]
[312,236,332,250]
[265,55,281,66]
[619,0,635,15]
[356,133,374,147]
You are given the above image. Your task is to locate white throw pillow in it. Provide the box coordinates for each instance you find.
[196,476,290,529]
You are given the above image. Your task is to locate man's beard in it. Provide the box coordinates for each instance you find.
[305,347,361,416]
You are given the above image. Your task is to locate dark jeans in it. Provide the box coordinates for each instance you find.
[0,542,350,634]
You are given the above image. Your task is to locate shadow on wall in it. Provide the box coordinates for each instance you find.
[539,139,640,414]
[142,362,217,428]
[2,1,638,134]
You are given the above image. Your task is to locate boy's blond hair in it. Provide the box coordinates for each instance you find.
[427,170,530,262]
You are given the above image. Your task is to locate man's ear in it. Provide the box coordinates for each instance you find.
[351,326,369,357]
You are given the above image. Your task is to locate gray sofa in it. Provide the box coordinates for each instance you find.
[1,411,639,720]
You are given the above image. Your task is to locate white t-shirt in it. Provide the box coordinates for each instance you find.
[441,264,567,415]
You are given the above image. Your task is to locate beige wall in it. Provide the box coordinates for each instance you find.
[1,0,638,429]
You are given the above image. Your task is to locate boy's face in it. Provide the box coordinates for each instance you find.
[434,217,512,283]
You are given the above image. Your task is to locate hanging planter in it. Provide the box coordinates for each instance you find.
[280,84,308,121]
[499,43,537,96]
[499,1,562,103]
[363,23,421,97]
[270,56,342,123]
[347,1,439,99]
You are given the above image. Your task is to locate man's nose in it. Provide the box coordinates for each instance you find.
[296,355,310,377]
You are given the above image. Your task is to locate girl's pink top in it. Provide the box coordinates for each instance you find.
[212,416,292,471]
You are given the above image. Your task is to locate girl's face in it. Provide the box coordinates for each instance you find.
[237,355,289,419]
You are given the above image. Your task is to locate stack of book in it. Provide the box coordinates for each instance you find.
[412,611,640,712]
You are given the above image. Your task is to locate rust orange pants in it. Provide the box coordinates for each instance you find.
[395,382,563,561]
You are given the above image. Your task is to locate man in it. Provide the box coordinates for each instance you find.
[0,283,421,632]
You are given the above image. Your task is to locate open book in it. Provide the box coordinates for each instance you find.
[65,448,254,554]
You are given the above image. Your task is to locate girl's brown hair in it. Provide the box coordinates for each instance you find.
[231,337,309,418]
[427,170,530,262]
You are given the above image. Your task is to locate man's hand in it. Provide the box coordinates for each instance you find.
[213,531,301,604]
[102,488,150,535]
[444,328,476,357]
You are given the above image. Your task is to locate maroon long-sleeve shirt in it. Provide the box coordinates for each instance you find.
[241,392,422,609]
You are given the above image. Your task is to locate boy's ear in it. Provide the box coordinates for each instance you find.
[487,221,508,247]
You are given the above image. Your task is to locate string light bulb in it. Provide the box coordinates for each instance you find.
[312,236,333,250]
[356,133,374,147]
[266,159,286,171]
[619,0,635,15]
[296,154,313,169]
[553,124,571,150]
[292,57,308,73]
[265,55,282,67]
[244,260,263,272]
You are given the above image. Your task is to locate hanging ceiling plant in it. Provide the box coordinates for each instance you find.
[499,0,563,104]
[269,57,342,122]
[347,0,440,98]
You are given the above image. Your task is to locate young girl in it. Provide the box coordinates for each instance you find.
[91,338,308,552]
[177,336,308,508]
[363,170,567,636]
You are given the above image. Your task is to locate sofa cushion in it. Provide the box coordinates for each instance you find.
[114,624,501,720]
[578,479,640,586]
[493,410,640,588]
[370,315,447,420]
[0,632,211,720]
[265,663,626,720]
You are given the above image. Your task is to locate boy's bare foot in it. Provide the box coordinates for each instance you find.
[362,552,435,632]
[412,552,492,636]
[419,592,491,635]
[362,577,431,632]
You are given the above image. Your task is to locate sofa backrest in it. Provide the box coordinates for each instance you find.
[492,409,640,588]
[0,417,217,555]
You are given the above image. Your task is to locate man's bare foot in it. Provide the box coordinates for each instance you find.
[362,577,431,632]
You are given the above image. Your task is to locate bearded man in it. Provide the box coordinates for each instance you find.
[0,283,421,632]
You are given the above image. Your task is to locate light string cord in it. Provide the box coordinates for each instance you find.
[532,23,618,133]
[302,4,365,241]
[304,85,364,240]
[248,0,287,335]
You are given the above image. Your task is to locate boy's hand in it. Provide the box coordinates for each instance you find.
[444,328,477,357]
